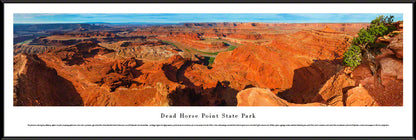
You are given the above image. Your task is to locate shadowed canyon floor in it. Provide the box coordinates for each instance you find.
[13,22,403,106]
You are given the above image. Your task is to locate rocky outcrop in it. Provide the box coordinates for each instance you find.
[34,51,179,106]
[237,88,291,106]
[237,88,325,106]
[379,57,403,80]
[316,72,356,106]
[387,32,403,59]
[345,85,378,106]
[277,60,343,104]
[227,32,263,40]
[14,44,58,55]
[119,40,167,48]
[29,36,90,46]
[236,75,380,107]
[13,53,83,106]
[51,41,114,65]
[95,58,143,92]
[270,29,353,60]
[351,32,403,106]
[66,32,118,38]
[99,40,183,61]
[168,32,205,40]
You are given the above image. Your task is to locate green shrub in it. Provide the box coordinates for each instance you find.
[367,24,389,37]
[353,28,376,47]
[371,15,394,25]
[343,45,362,69]
[369,15,396,36]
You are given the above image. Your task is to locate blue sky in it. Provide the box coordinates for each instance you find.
[14,13,403,24]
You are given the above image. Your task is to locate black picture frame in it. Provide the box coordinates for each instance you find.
[1,0,415,140]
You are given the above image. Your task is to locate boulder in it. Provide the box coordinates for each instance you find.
[346,85,378,106]
[237,88,290,106]
[237,88,326,106]
[387,33,403,59]
[316,72,355,106]
[379,57,403,80]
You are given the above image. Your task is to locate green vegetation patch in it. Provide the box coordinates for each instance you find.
[20,39,33,44]
[343,45,362,69]
[192,48,219,55]
[192,44,237,56]
[208,57,215,66]
[226,45,237,51]
[161,40,181,49]
[161,40,238,56]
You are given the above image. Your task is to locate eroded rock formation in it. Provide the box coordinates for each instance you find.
[237,88,325,106]
[14,53,83,106]
[351,32,403,106]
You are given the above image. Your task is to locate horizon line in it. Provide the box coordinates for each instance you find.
[13,21,374,24]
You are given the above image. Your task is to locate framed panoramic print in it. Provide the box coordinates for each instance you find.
[2,1,415,140]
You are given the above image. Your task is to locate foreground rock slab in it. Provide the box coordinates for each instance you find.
[237,88,325,106]
[345,85,379,106]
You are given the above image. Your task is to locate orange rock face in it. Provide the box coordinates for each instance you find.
[237,88,326,106]
[387,32,403,59]
[51,41,114,65]
[14,53,83,106]
[345,85,378,106]
[237,88,289,106]
[191,27,352,100]
[351,33,403,106]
